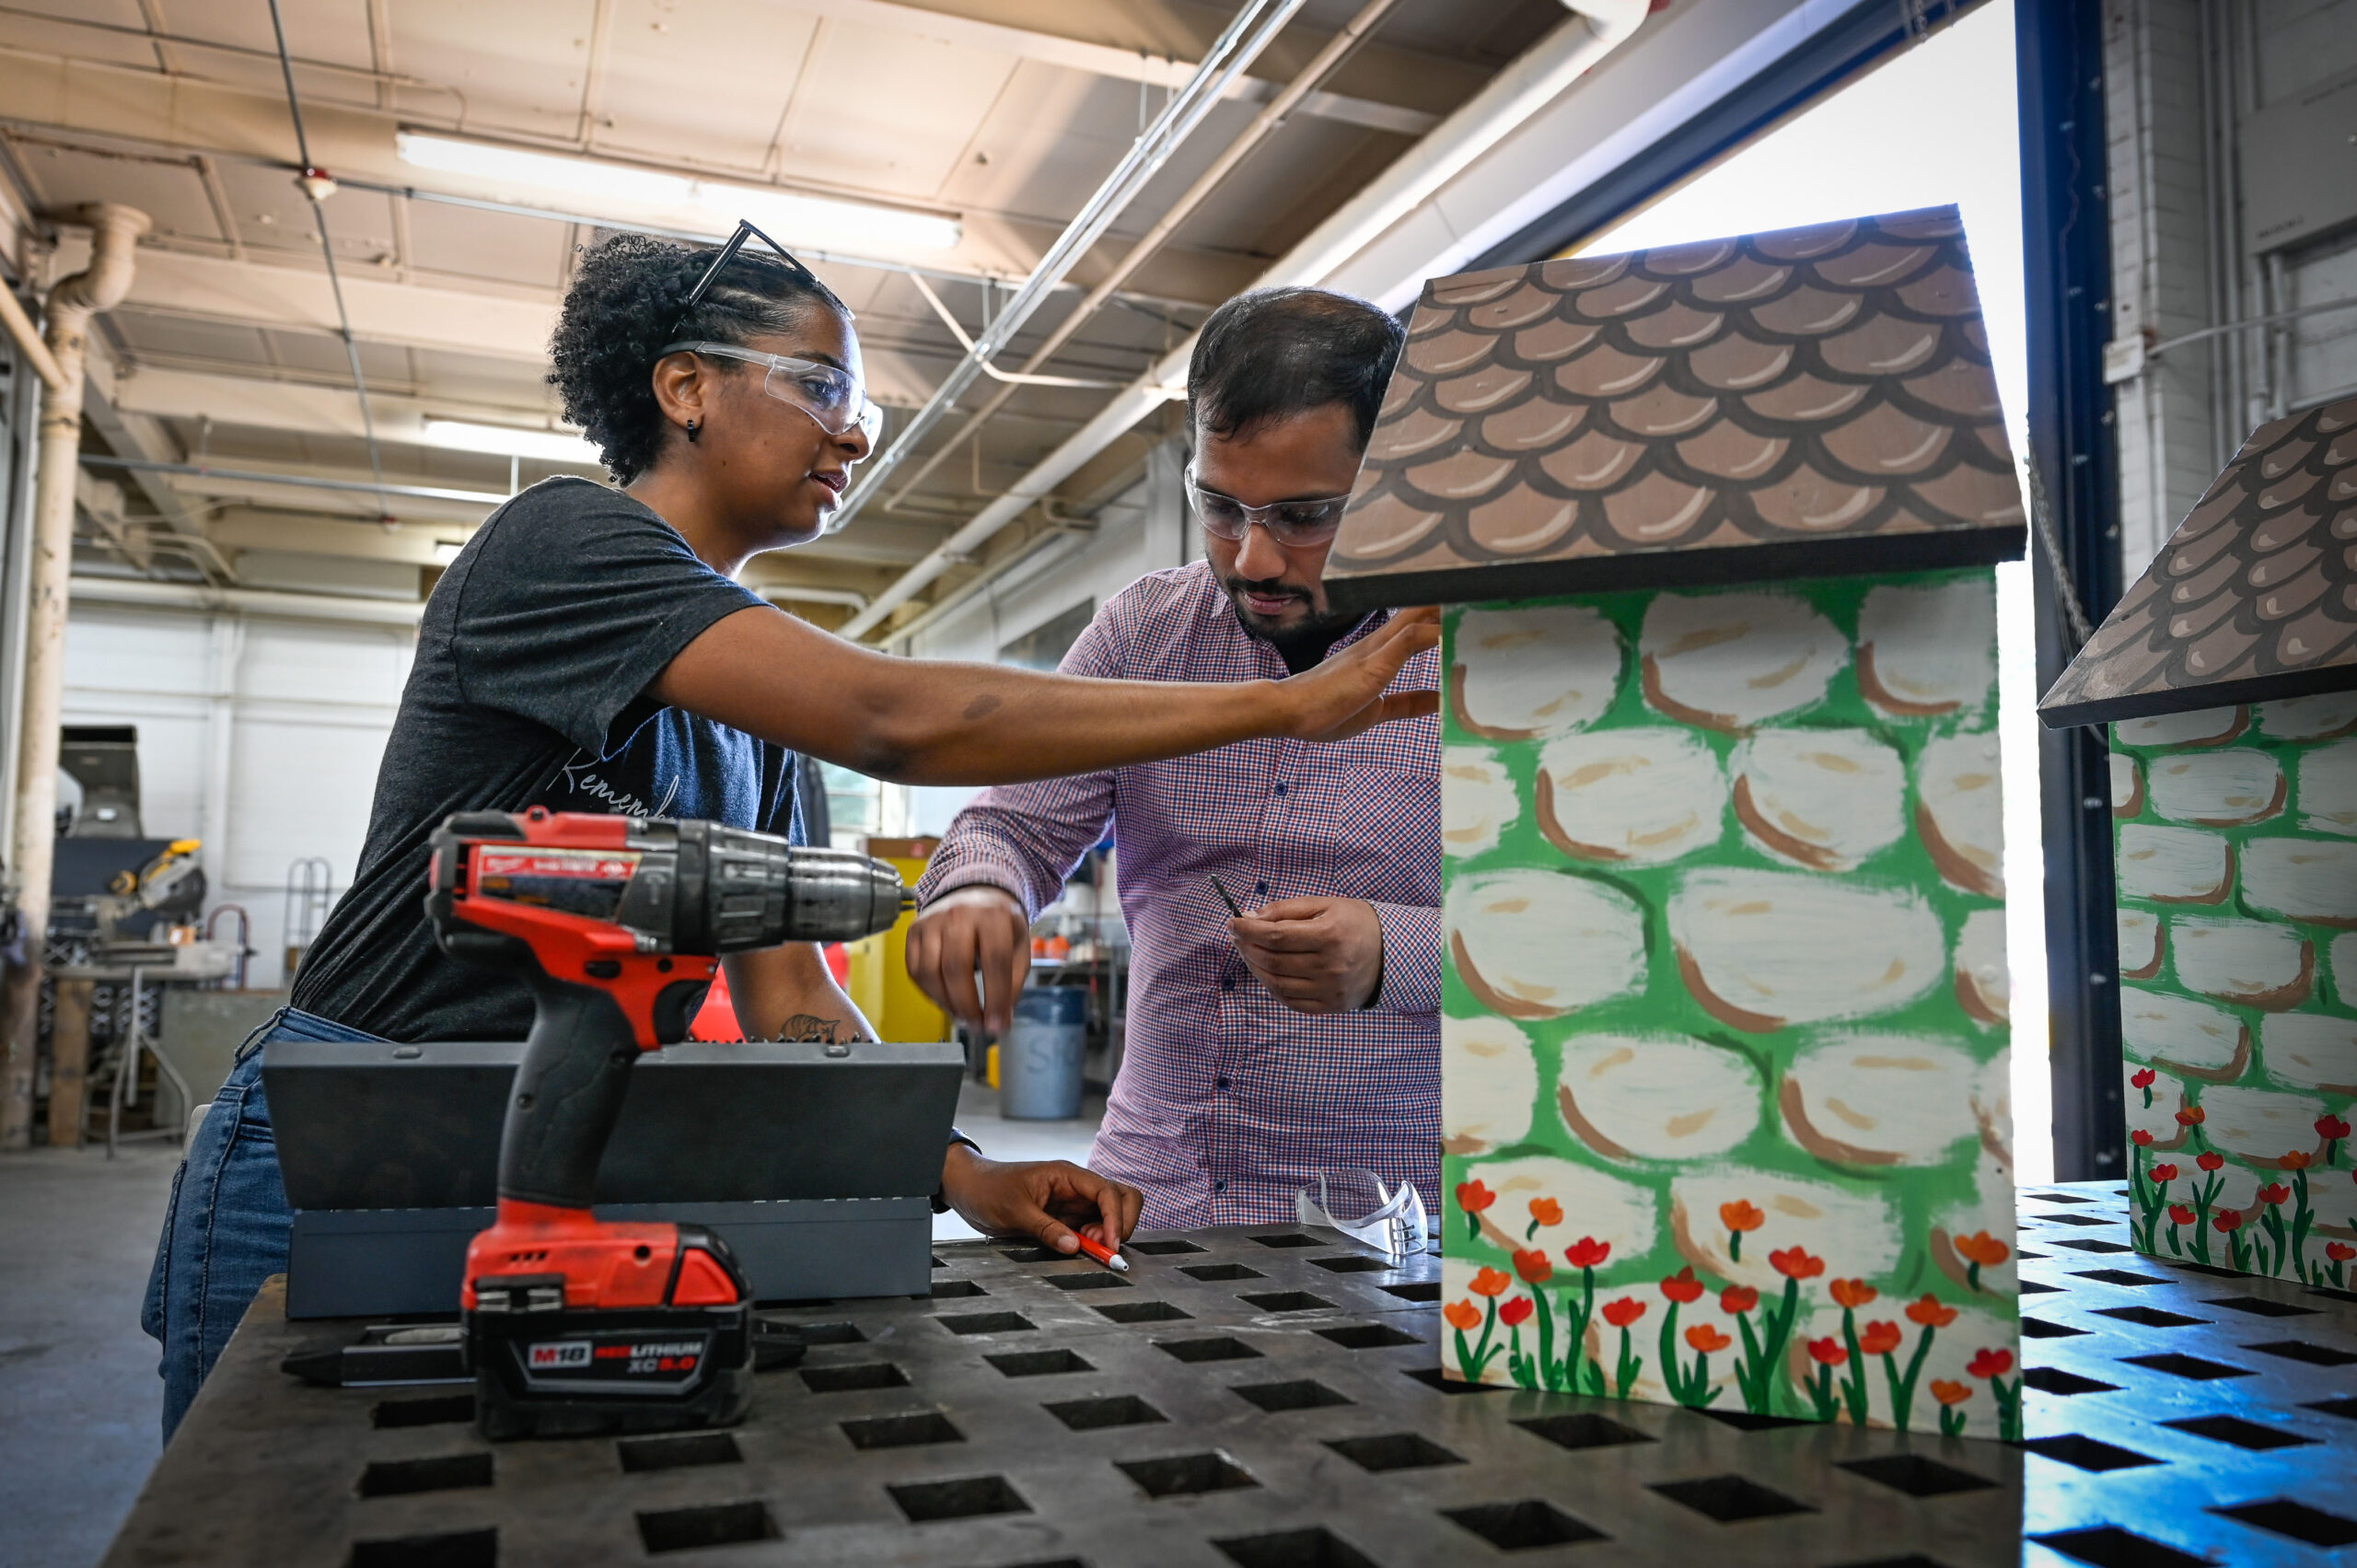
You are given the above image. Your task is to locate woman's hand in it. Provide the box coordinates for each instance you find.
[1275,606,1439,742]
[940,1143,1143,1253]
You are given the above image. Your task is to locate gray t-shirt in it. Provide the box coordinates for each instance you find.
[291,477,801,1042]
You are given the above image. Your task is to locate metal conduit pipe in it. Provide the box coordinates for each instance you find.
[839,0,1648,642]
[66,573,427,626]
[2,202,151,1150]
[881,0,1406,513]
[827,0,1309,535]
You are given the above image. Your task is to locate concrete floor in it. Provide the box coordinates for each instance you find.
[0,1078,1103,1567]
[0,1140,177,1568]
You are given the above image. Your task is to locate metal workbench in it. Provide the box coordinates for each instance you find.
[101,1184,2357,1567]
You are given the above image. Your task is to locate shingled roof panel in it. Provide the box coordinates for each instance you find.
[2038,394,2357,726]
[1324,205,2027,612]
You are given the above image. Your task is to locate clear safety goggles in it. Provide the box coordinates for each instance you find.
[659,340,884,444]
[1295,1168,1428,1264]
[1187,469,1354,547]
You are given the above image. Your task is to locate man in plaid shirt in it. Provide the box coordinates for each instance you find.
[910,289,1440,1227]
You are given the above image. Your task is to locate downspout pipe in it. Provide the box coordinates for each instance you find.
[2,202,149,1151]
[839,0,1646,641]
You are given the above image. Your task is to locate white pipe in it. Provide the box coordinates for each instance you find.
[839,0,1647,640]
[3,202,150,1151]
[65,574,428,626]
[758,584,870,610]
[0,284,64,392]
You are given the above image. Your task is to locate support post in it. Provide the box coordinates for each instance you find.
[0,203,150,1151]
[2016,2,2125,1180]
[45,976,91,1148]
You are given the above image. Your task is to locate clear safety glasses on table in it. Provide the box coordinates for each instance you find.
[1295,1167,1429,1264]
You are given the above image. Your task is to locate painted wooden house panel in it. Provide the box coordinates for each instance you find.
[1436,573,2021,1436]
[2047,395,2357,1290]
[1328,207,2030,1435]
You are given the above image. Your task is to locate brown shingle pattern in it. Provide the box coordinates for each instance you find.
[1324,205,2026,612]
[2040,395,2357,726]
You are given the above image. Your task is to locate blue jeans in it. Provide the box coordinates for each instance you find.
[142,1005,386,1440]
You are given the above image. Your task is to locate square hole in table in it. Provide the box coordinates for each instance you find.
[2051,1238,2136,1253]
[1182,1263,1265,1282]
[1381,1282,1440,1302]
[1231,1379,1352,1412]
[2021,1366,2121,1395]
[2118,1352,2252,1380]
[1309,1256,1390,1273]
[2021,1434,2161,1471]
[1650,1474,1813,1523]
[618,1433,740,1473]
[1213,1527,1378,1568]
[1325,1433,1465,1472]
[2073,1269,2169,1286]
[985,1347,1094,1377]
[931,1255,946,1268]
[791,1321,865,1345]
[349,1528,498,1568]
[1317,1322,1421,1350]
[999,1247,1065,1263]
[1156,1335,1263,1364]
[2031,1527,2208,1568]
[1403,1365,1506,1394]
[1128,1238,1206,1255]
[1838,1454,1997,1497]
[371,1394,474,1429]
[1250,1233,1323,1249]
[1823,1557,1955,1568]
[2305,1395,2357,1420]
[799,1362,908,1393]
[636,1501,778,1553]
[1242,1291,1336,1314]
[356,1454,493,1499]
[932,1280,988,1299]
[1443,1500,1607,1550]
[2201,1295,2318,1318]
[888,1474,1030,1522]
[2243,1339,2357,1366]
[2160,1415,2317,1451]
[1118,1450,1260,1497]
[2038,1214,2119,1227]
[1038,1393,1166,1432]
[2018,1280,2060,1293]
[2033,1192,2098,1203]
[1044,1393,1168,1431]
[1514,1412,1653,1450]
[841,1411,963,1449]
[2170,1262,2247,1279]
[2021,1318,2089,1338]
[1046,1273,1132,1292]
[2093,1307,2206,1329]
[936,1312,1036,1335]
[1094,1299,1190,1324]
[1701,1409,1813,1433]
[2209,1499,2357,1549]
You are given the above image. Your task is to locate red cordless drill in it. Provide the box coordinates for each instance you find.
[424,807,911,1440]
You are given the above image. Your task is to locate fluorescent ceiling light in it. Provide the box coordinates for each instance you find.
[396,134,963,255]
[420,417,600,465]
[433,540,467,565]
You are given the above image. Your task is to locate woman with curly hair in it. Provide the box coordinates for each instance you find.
[142,228,1435,1435]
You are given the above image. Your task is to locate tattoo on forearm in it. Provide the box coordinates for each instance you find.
[773,1014,868,1044]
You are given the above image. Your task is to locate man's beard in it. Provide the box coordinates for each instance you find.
[1220,572,1364,656]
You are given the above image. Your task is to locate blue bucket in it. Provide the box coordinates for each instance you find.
[1002,985,1088,1120]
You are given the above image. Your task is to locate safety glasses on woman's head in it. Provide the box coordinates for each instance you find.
[659,340,884,442]
[1186,469,1354,547]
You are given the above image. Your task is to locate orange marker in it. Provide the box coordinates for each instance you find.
[1072,1233,1130,1272]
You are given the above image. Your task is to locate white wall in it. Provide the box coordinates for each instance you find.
[888,440,1193,838]
[61,601,412,989]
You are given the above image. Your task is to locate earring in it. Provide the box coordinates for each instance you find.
[685,417,701,444]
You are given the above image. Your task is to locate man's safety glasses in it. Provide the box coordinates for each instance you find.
[658,341,884,443]
[1186,470,1355,547]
